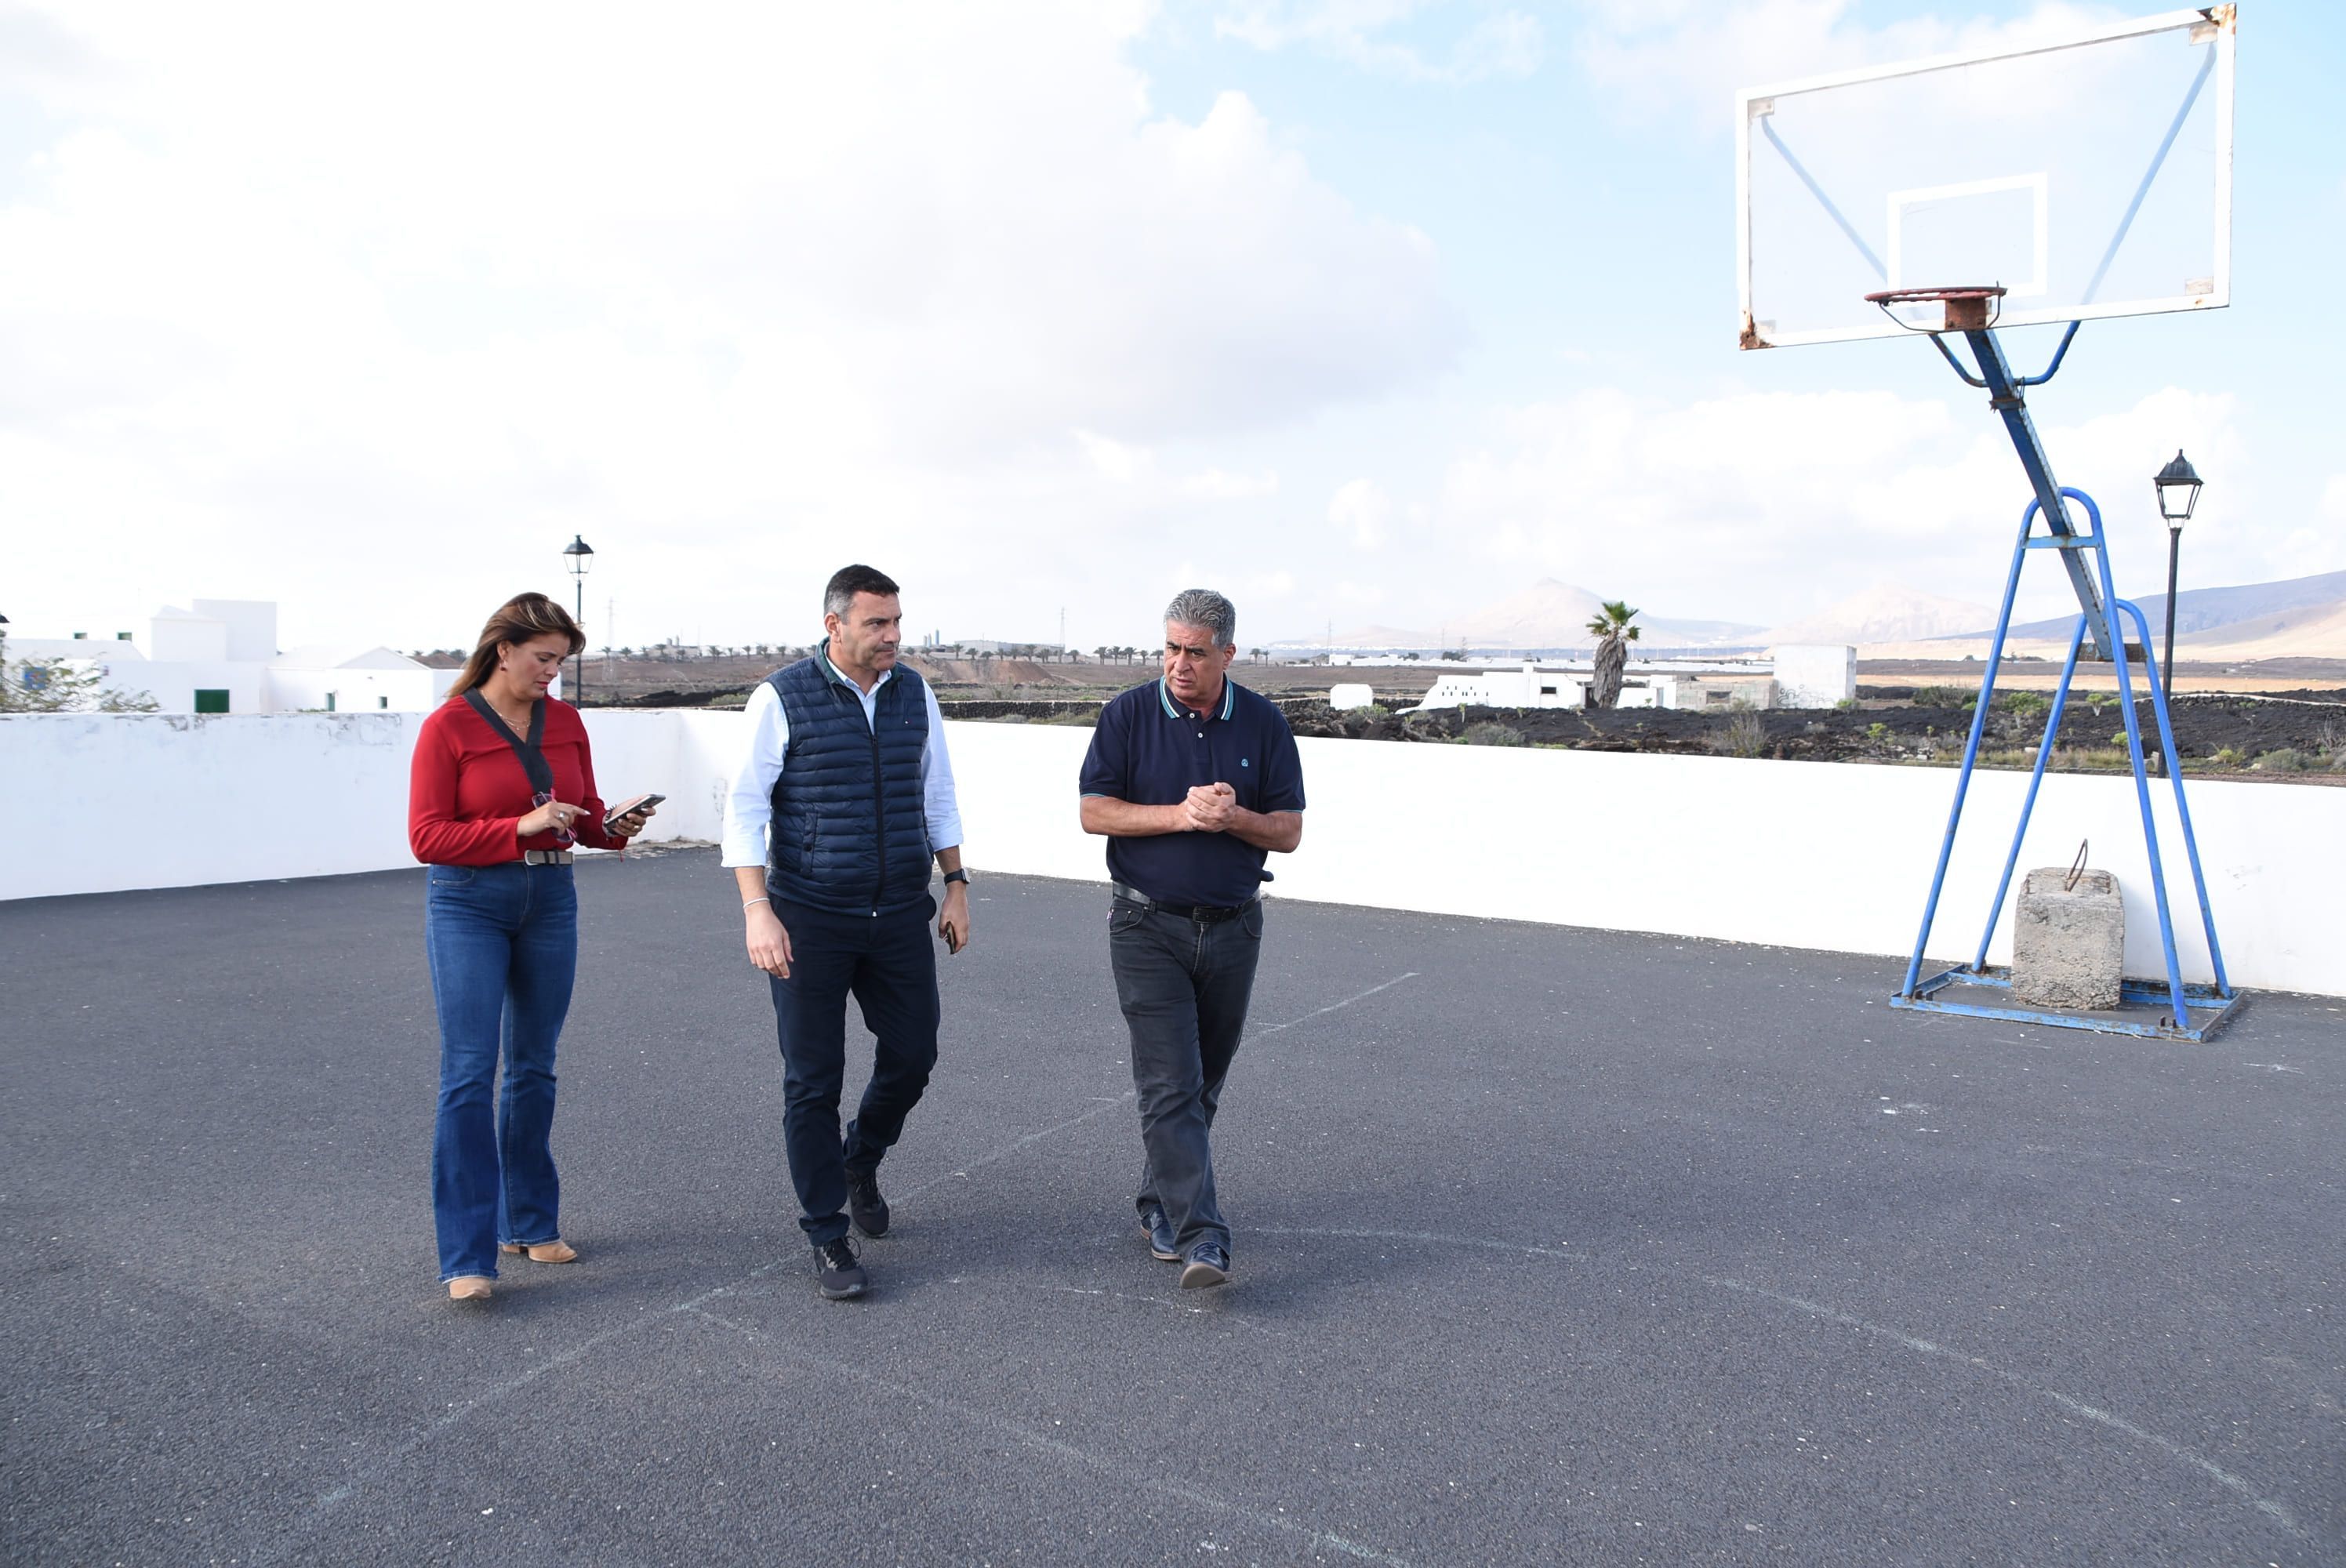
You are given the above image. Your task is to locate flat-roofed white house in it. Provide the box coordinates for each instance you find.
[7,601,459,714]
[1409,648,1854,713]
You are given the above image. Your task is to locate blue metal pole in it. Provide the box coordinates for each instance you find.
[2073,484,2192,1023]
[1901,495,2033,996]
[2114,600,2233,998]
[1972,615,2090,972]
[1962,330,2116,659]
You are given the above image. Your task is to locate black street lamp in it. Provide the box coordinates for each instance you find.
[562,535,595,704]
[2152,451,2202,704]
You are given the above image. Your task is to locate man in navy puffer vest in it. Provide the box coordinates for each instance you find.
[721,564,971,1300]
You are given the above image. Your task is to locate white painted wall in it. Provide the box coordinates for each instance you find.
[1774,644,1858,708]
[10,710,2344,997]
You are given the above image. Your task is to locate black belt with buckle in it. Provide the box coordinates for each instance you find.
[1111,880,1254,923]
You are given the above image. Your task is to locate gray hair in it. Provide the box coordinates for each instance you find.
[1163,588,1237,648]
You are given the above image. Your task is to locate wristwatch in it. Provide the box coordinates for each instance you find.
[942,869,970,887]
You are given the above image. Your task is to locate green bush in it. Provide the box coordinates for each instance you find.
[1911,685,1976,707]
[1459,721,1525,747]
[2250,748,2308,773]
[1998,691,2050,717]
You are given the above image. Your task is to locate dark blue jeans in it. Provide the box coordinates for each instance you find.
[423,861,577,1282]
[1109,893,1263,1257]
[766,895,940,1246]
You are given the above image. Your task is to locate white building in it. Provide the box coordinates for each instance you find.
[6,600,458,714]
[1410,648,1854,713]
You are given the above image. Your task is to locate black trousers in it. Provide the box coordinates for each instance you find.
[1109,892,1264,1256]
[766,895,939,1246]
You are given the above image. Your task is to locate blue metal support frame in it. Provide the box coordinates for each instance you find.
[1887,325,2242,1042]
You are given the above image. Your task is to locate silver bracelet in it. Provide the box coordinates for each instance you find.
[743,897,772,911]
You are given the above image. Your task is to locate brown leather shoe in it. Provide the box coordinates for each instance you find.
[499,1239,579,1265]
[447,1275,494,1301]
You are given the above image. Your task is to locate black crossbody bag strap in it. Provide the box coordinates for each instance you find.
[463,689,556,798]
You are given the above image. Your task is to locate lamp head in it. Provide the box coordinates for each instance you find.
[2153,450,2202,529]
[563,534,595,578]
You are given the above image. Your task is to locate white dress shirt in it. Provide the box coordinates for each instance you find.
[720,663,964,869]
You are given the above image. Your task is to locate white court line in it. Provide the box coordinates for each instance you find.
[1705,1276,2307,1539]
[253,1266,782,1566]
[257,967,1412,1561]
[685,1304,1407,1565]
[890,1093,1135,1206]
[1253,1225,1579,1264]
[1248,971,1419,1038]
[1243,1229,2302,1541]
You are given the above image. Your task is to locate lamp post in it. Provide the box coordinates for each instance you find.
[562,535,595,704]
[2152,451,2203,706]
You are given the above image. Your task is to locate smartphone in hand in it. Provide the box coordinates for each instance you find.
[603,793,666,833]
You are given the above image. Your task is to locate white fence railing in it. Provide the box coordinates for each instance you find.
[10,709,2343,996]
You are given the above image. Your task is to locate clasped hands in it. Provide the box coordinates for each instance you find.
[1182,781,1241,833]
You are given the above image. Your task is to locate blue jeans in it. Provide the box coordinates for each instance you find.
[766,895,941,1246]
[423,861,578,1282]
[1109,894,1264,1257]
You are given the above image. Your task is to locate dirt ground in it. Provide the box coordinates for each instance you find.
[554,651,2346,781]
[939,688,2346,783]
[1279,690,2346,782]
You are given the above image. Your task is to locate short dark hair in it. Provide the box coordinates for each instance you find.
[824,564,900,619]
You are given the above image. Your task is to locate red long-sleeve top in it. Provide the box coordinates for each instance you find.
[409,696,619,866]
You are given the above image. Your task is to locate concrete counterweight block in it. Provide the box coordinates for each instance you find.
[2013,868,2125,1011]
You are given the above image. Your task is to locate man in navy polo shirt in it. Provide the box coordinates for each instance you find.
[1079,588,1304,1289]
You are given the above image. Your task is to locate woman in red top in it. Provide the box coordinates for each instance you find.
[409,592,656,1302]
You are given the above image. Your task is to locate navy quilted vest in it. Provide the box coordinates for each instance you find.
[765,656,933,915]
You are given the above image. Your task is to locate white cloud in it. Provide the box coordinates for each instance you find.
[1215,1,1544,83]
[0,2,1456,648]
[1431,383,2272,625]
[1327,477,1397,549]
[1573,0,2126,132]
[1077,430,1276,499]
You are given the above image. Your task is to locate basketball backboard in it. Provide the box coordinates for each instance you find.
[1736,7,2235,348]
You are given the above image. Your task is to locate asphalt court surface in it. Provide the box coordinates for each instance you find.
[2,848,2339,1566]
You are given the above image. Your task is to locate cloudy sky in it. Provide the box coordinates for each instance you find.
[4,0,2340,652]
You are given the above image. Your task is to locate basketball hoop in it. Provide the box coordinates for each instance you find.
[1863,285,2006,334]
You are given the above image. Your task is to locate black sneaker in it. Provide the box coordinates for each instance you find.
[814,1236,867,1300]
[846,1167,890,1237]
[1179,1241,1230,1290]
[1139,1207,1179,1262]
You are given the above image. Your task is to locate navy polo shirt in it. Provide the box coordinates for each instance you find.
[1079,677,1306,908]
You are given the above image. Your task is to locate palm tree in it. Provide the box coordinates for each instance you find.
[1585,601,1641,710]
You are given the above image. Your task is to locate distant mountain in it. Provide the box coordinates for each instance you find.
[1462,579,1765,648]
[1309,578,1765,651]
[2174,597,2346,660]
[1292,568,2346,661]
[1763,583,1995,646]
[1988,568,2346,642]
